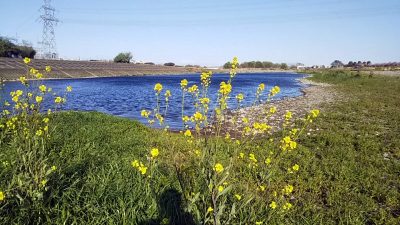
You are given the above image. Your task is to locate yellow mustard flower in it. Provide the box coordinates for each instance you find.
[182,115,190,123]
[249,153,257,163]
[184,129,192,138]
[200,97,210,105]
[131,160,140,168]
[0,191,4,201]
[219,81,232,95]
[256,222,263,225]
[236,93,244,101]
[150,148,159,158]
[41,179,48,187]
[269,86,280,96]
[43,118,50,123]
[141,110,150,118]
[234,194,242,200]
[39,85,47,92]
[214,163,224,174]
[311,109,320,118]
[45,66,52,72]
[188,84,198,93]
[285,111,292,120]
[23,57,31,64]
[35,96,43,103]
[269,201,277,209]
[269,106,277,114]
[201,71,212,87]
[51,165,57,171]
[66,86,72,92]
[180,79,188,89]
[265,157,271,165]
[258,83,265,92]
[283,202,293,210]
[292,164,299,171]
[165,90,171,99]
[284,184,294,194]
[19,76,27,84]
[54,97,63,104]
[36,129,43,136]
[36,73,43,79]
[154,83,163,93]
[239,152,244,159]
[207,207,213,213]
[30,68,38,74]
[218,185,224,193]
[193,111,204,122]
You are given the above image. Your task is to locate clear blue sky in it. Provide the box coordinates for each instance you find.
[1,0,399,66]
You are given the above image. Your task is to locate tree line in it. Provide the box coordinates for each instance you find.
[223,61,288,70]
[0,37,36,59]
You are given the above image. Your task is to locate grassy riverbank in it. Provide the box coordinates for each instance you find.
[1,70,399,224]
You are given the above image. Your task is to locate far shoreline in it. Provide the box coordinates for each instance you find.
[2,70,302,83]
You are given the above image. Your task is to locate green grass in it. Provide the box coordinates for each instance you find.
[1,70,400,224]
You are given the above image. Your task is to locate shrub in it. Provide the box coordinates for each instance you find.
[135,57,319,224]
[114,52,132,63]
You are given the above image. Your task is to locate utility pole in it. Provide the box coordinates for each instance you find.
[39,0,59,59]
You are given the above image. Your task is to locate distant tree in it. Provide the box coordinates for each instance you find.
[262,61,274,68]
[367,61,371,66]
[0,37,36,58]
[113,52,132,63]
[144,62,155,65]
[331,60,344,68]
[247,61,256,68]
[164,62,175,66]
[223,62,232,69]
[280,63,288,70]
[255,61,263,68]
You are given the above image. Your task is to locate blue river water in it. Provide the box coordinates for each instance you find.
[2,73,308,130]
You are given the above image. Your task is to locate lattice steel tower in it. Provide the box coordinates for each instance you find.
[39,0,59,59]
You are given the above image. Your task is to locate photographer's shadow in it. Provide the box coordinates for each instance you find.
[140,188,195,225]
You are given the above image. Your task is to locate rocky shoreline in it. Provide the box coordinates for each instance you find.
[221,77,340,135]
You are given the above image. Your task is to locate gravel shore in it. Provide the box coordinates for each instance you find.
[221,78,340,134]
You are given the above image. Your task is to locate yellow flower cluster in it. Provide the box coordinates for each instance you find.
[281,136,297,151]
[131,160,148,175]
[188,85,198,93]
[200,97,210,105]
[23,57,31,64]
[154,83,163,93]
[165,90,171,101]
[141,110,151,118]
[192,111,204,122]
[0,191,4,201]
[269,106,277,114]
[54,96,66,104]
[184,129,192,138]
[236,93,244,102]
[285,111,292,120]
[269,86,280,96]
[180,79,188,89]
[253,122,271,132]
[200,71,212,87]
[219,82,232,95]
[284,184,294,194]
[258,83,265,92]
[214,163,224,174]
[150,148,159,159]
[249,153,257,163]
